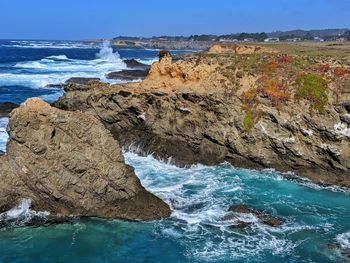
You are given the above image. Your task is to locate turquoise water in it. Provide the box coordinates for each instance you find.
[1,152,350,262]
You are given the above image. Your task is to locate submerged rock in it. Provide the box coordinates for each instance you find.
[0,98,170,221]
[0,102,18,117]
[228,205,283,227]
[106,69,149,81]
[45,83,65,89]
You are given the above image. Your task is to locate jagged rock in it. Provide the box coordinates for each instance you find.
[106,70,149,81]
[54,48,350,188]
[158,50,172,61]
[45,84,65,89]
[0,98,170,221]
[228,205,283,227]
[65,77,101,85]
[0,102,18,117]
[124,59,151,70]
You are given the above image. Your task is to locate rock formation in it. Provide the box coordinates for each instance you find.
[0,98,170,220]
[106,69,149,81]
[123,59,150,70]
[54,44,350,188]
[208,44,277,54]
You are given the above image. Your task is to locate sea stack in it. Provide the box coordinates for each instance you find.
[0,98,171,220]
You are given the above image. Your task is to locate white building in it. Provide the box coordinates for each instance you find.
[264,37,280,43]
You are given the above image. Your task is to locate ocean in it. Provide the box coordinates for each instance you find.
[0,40,350,263]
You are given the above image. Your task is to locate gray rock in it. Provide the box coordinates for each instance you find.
[0,98,170,221]
[124,59,151,70]
[106,69,149,81]
[228,205,283,227]
[65,77,101,85]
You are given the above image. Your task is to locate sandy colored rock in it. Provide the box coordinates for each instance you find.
[208,44,277,54]
[0,98,170,220]
[54,47,350,188]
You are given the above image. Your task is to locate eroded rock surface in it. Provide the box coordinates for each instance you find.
[0,98,170,220]
[54,45,350,188]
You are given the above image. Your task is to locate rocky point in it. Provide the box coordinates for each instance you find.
[0,98,171,220]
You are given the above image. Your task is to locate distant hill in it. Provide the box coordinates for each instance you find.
[113,28,349,42]
[268,28,348,38]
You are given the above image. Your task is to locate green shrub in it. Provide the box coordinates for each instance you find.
[295,73,328,112]
[243,111,254,132]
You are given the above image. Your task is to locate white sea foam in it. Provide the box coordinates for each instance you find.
[0,199,49,228]
[136,58,158,65]
[3,43,128,89]
[336,231,350,249]
[0,117,9,152]
[124,152,299,260]
[45,55,69,60]
[1,40,96,49]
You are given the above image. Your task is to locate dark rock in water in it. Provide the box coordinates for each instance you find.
[326,243,350,261]
[65,77,101,85]
[228,205,283,227]
[124,59,151,70]
[229,221,252,229]
[106,69,149,81]
[0,98,171,221]
[0,102,18,117]
[45,83,65,89]
[0,150,4,156]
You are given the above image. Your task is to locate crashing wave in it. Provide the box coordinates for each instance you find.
[0,117,9,152]
[0,199,49,229]
[3,44,127,89]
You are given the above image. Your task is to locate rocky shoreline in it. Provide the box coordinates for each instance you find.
[1,43,350,226]
[55,45,350,188]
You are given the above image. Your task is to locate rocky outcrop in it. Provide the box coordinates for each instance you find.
[106,69,149,81]
[0,102,18,117]
[226,205,283,227]
[124,59,150,70]
[54,46,350,188]
[208,44,277,54]
[66,77,101,85]
[0,98,170,220]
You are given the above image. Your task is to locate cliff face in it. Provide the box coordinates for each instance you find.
[0,98,170,220]
[55,46,350,187]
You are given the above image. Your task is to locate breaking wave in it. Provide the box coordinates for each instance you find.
[123,152,350,262]
[0,199,49,229]
[0,117,9,152]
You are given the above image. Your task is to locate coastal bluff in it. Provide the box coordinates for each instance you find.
[55,44,350,188]
[0,98,170,220]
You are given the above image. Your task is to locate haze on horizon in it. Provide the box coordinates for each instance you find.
[1,0,349,40]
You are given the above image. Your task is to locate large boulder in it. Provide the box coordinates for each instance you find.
[0,98,170,221]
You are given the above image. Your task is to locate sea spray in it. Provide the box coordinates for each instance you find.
[96,40,126,65]
[0,117,9,152]
[0,199,49,229]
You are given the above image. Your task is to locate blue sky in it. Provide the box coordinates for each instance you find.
[1,0,349,40]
